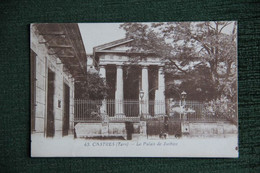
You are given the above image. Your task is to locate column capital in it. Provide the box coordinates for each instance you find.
[158,65,164,71]
[99,65,106,68]
[116,64,123,69]
[158,64,164,67]
[141,65,149,69]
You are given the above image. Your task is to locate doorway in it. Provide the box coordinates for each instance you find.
[46,69,55,137]
[63,83,70,136]
[30,49,36,133]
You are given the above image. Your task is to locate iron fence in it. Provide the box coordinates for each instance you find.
[167,100,238,123]
[74,99,103,122]
[74,99,237,124]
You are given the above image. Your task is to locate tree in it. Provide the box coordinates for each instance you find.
[120,22,237,102]
[75,72,109,100]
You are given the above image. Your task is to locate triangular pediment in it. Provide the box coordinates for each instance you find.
[94,38,133,53]
[104,44,131,51]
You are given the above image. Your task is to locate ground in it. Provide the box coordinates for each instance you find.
[31,133,238,158]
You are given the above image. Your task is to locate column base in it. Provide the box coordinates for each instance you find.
[101,114,109,122]
[114,114,126,118]
[140,114,152,119]
[154,114,167,117]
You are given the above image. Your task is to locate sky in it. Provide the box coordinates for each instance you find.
[78,22,235,55]
[79,23,125,54]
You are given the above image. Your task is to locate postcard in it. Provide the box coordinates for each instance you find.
[31,22,238,157]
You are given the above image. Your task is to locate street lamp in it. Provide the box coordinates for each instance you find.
[181,91,187,119]
[139,90,144,119]
[181,91,187,100]
[140,90,144,100]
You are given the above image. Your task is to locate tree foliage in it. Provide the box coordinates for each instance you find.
[120,22,237,102]
[75,72,109,100]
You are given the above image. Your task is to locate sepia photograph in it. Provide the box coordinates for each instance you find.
[30,22,238,157]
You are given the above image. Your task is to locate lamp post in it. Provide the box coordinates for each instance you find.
[181,91,187,100]
[181,91,187,120]
[140,90,144,119]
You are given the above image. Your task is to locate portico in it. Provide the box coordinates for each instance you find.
[94,38,166,118]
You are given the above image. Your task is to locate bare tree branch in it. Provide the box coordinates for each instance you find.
[219,22,232,34]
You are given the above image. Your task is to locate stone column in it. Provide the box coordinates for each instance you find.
[140,65,149,116]
[99,65,107,116]
[99,65,106,78]
[115,65,124,117]
[154,66,166,115]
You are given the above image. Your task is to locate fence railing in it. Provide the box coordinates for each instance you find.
[74,99,166,122]
[74,100,103,122]
[74,99,237,124]
[167,100,237,123]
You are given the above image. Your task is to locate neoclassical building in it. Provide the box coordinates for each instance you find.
[93,38,166,118]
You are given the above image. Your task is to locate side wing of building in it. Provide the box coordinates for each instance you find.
[30,23,87,137]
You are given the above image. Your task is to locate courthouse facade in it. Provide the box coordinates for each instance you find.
[93,38,166,118]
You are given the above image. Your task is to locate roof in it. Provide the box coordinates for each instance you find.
[93,38,133,52]
[33,23,87,81]
[92,38,158,67]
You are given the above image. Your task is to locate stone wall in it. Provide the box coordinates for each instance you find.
[182,122,238,136]
[75,122,145,139]
[31,26,75,137]
[74,121,237,139]
[75,123,127,139]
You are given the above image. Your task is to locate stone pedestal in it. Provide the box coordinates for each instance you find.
[140,121,147,136]
[181,122,190,134]
[101,121,109,137]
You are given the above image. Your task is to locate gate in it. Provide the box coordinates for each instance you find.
[146,117,182,137]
